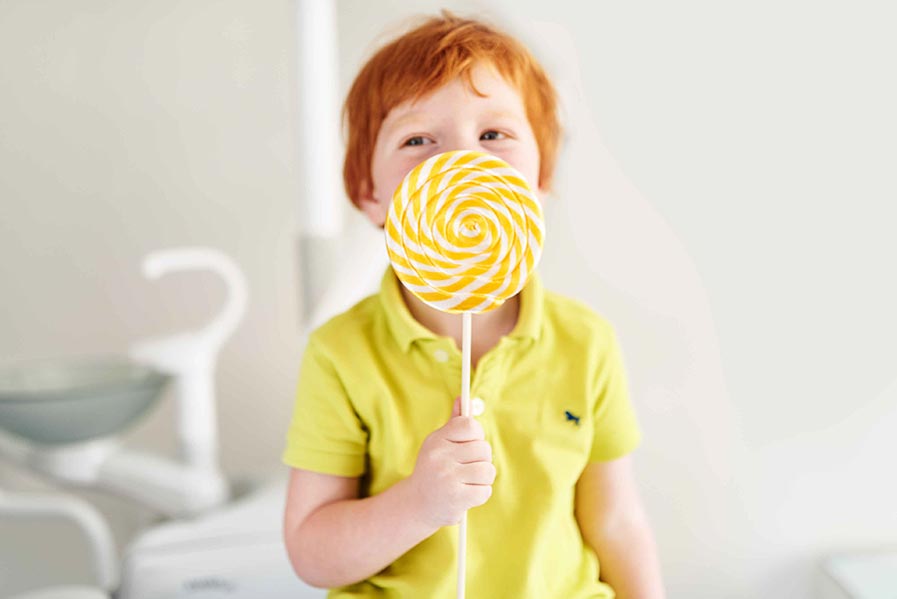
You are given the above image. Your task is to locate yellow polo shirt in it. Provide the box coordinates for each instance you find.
[282,266,642,598]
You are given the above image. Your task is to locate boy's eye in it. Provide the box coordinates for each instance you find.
[480,130,506,141]
[403,136,430,147]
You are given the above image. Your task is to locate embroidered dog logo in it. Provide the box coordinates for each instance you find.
[564,410,581,426]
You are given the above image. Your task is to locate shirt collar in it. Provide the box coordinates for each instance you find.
[380,266,544,353]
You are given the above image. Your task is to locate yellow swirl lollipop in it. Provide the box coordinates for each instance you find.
[385,150,544,314]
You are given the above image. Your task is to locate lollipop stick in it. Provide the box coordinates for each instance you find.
[457,311,472,599]
[461,312,471,416]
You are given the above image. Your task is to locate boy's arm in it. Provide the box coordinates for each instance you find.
[283,467,438,588]
[574,455,666,599]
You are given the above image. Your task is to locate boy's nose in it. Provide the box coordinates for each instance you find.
[441,133,484,155]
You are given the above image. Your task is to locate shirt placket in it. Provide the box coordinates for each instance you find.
[424,338,514,425]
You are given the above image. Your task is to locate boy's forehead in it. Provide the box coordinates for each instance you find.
[381,71,527,130]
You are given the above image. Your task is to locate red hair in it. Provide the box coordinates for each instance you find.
[342,11,561,208]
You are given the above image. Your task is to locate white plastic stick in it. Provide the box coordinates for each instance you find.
[458,311,472,599]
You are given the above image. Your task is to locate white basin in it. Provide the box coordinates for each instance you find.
[0,357,170,445]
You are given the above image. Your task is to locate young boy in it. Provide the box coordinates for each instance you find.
[282,12,665,598]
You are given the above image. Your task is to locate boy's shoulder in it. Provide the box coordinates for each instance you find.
[306,292,382,355]
[541,286,619,346]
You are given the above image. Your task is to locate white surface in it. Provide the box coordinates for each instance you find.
[121,536,322,599]
[821,553,897,599]
[10,586,108,599]
[119,475,324,599]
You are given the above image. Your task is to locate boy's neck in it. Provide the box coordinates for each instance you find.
[399,284,519,365]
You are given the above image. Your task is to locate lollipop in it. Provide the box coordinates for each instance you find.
[384,150,544,599]
[385,150,544,314]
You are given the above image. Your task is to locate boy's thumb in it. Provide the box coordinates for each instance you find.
[451,395,462,418]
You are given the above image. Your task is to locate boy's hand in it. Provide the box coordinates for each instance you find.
[406,396,496,528]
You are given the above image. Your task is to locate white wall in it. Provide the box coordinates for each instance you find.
[0,0,303,592]
[1,0,896,597]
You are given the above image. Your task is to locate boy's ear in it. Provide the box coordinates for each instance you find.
[357,179,388,227]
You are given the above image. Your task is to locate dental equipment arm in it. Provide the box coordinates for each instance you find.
[130,247,247,473]
[0,485,118,592]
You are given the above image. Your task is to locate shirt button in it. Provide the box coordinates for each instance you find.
[471,397,485,416]
[433,349,449,363]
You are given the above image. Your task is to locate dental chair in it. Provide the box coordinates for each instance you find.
[1,241,385,598]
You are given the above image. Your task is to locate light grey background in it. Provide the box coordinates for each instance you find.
[1,1,895,597]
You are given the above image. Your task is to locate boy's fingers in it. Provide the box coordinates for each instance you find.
[444,416,485,442]
[454,439,492,464]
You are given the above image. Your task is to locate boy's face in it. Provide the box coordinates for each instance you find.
[359,63,543,227]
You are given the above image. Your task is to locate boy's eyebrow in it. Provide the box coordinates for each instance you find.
[384,111,429,133]
[385,109,526,135]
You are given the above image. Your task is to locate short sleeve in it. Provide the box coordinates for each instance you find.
[281,334,368,476]
[589,327,642,462]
